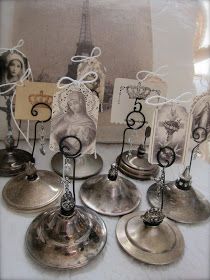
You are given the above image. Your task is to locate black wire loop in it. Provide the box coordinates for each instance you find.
[156,146,176,168]
[189,126,208,172]
[59,135,82,159]
[118,98,146,167]
[31,102,52,157]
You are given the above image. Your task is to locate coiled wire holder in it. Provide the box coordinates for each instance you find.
[147,126,210,223]
[0,93,33,176]
[116,146,185,265]
[116,97,159,180]
[79,99,143,216]
[25,134,107,269]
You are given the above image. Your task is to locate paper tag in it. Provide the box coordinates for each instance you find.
[14,81,56,121]
[49,83,99,155]
[148,103,189,164]
[190,92,210,139]
[77,58,106,106]
[0,49,29,95]
[111,76,167,126]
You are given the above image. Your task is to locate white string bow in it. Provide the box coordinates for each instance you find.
[70,47,102,63]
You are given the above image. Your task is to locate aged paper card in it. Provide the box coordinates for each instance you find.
[111,76,167,126]
[15,81,56,121]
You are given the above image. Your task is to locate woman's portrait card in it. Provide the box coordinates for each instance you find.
[190,92,210,139]
[148,103,190,165]
[0,50,29,95]
[50,84,99,155]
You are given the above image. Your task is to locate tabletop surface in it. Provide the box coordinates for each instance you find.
[0,141,210,280]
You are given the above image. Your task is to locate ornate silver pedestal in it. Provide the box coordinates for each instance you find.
[80,163,141,216]
[2,162,63,212]
[147,167,210,223]
[25,191,107,269]
[116,208,184,265]
[51,152,103,179]
[117,145,159,180]
[0,148,34,177]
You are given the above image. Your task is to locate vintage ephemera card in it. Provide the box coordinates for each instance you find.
[110,76,167,126]
[15,81,56,121]
[148,103,190,165]
[190,92,210,140]
[77,58,106,108]
[0,49,29,95]
[49,83,99,155]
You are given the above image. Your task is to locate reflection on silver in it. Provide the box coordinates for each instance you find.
[116,211,184,265]
[25,205,107,269]
[147,180,210,223]
[80,164,141,216]
[117,148,159,180]
[2,163,63,212]
[51,152,103,179]
[0,148,34,177]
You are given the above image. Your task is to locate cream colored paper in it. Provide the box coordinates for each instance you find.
[15,81,56,121]
[111,76,167,126]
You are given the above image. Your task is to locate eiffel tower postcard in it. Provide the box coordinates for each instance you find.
[1,0,153,143]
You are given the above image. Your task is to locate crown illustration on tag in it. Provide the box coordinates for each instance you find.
[28,90,53,108]
[119,82,160,103]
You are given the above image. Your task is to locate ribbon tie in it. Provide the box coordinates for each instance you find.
[57,71,98,89]
[136,65,168,82]
[70,47,102,63]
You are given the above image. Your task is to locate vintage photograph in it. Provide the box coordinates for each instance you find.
[0,50,28,88]
[50,84,99,155]
[191,93,210,137]
[148,103,189,164]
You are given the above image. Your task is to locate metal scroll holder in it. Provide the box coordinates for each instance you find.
[147,126,210,223]
[2,102,63,212]
[25,135,107,269]
[30,102,52,158]
[116,146,185,265]
[116,97,159,180]
[0,93,34,176]
[79,98,143,216]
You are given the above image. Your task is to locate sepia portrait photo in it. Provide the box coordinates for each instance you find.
[148,103,189,165]
[0,50,29,93]
[50,84,99,155]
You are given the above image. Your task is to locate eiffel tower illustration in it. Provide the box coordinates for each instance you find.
[66,0,94,79]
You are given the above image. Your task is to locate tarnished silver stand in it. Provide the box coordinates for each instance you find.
[25,135,107,269]
[2,102,63,212]
[116,100,159,180]
[51,152,103,179]
[147,127,210,224]
[2,162,63,212]
[80,163,141,216]
[116,146,185,265]
[117,143,159,180]
[80,98,144,216]
[0,96,34,176]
